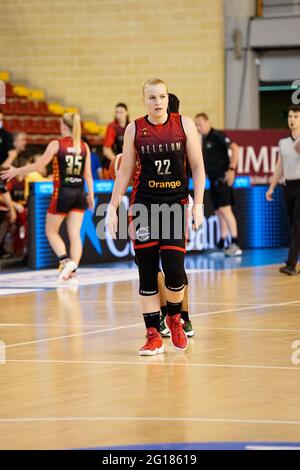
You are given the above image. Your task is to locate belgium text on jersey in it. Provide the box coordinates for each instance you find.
[140,142,182,155]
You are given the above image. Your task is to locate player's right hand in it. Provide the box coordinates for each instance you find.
[265,188,274,202]
[106,204,118,239]
[87,194,94,211]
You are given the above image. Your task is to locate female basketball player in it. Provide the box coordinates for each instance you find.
[1,113,94,283]
[106,79,205,355]
[102,103,130,178]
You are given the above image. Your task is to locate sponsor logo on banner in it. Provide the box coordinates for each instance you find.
[225,130,288,185]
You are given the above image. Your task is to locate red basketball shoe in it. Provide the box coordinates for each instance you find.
[166,314,188,351]
[139,328,164,356]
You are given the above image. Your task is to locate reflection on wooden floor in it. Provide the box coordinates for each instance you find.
[0,263,300,449]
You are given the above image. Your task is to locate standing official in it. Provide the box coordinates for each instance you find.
[195,113,242,256]
[266,105,300,275]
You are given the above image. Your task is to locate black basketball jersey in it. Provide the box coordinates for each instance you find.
[53,136,87,188]
[132,113,189,205]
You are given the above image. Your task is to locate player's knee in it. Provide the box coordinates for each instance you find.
[162,252,185,291]
[218,205,229,215]
[46,223,56,238]
[138,267,159,296]
[136,249,159,296]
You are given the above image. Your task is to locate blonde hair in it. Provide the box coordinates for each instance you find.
[142,78,168,96]
[62,112,81,154]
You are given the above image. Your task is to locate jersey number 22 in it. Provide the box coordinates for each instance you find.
[155,159,171,175]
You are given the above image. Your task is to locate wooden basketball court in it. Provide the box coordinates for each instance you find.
[0,260,300,449]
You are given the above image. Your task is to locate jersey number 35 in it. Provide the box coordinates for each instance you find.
[66,155,83,176]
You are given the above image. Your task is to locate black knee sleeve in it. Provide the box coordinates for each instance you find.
[135,246,160,296]
[161,249,186,292]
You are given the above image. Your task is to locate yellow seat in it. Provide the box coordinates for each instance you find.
[64,106,79,114]
[0,71,10,83]
[83,120,101,134]
[98,124,107,137]
[28,89,45,101]
[48,103,65,115]
[13,85,30,97]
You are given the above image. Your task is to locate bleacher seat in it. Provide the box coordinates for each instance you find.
[0,70,103,146]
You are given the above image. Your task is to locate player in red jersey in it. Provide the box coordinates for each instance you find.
[1,113,94,283]
[102,103,129,179]
[106,79,205,355]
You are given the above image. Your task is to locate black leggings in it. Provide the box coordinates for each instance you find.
[132,203,188,295]
[283,180,300,267]
[135,245,186,296]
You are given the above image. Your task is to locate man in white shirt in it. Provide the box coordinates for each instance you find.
[266,105,300,275]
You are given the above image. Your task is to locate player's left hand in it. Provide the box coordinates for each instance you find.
[192,203,204,231]
[224,170,235,187]
[0,166,19,182]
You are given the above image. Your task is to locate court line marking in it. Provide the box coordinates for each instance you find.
[194,326,300,333]
[1,300,299,350]
[191,301,300,320]
[0,416,300,426]
[80,300,300,306]
[3,359,300,371]
[0,263,295,296]
[0,323,111,328]
[1,324,300,333]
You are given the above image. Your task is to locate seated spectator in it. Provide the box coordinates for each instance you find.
[0,110,15,166]
[5,132,28,203]
[24,154,52,200]
[12,132,27,165]
[0,167,17,258]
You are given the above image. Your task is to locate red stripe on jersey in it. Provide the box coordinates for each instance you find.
[160,245,186,253]
[134,241,160,250]
[130,153,141,208]
[52,155,61,189]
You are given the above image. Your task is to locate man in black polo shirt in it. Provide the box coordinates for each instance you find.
[195,112,242,256]
[0,110,15,166]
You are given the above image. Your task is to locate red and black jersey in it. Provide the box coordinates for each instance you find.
[132,113,188,205]
[104,121,126,155]
[53,136,87,188]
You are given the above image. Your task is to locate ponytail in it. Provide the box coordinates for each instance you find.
[72,114,81,155]
[62,112,82,154]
